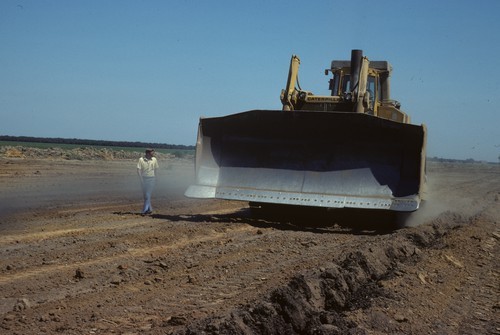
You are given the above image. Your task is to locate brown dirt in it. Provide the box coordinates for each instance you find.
[0,155,498,335]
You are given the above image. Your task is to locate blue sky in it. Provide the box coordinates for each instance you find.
[1,0,499,162]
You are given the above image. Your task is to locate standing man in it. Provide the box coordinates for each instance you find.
[137,148,159,215]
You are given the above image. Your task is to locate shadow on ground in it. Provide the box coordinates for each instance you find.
[115,204,403,235]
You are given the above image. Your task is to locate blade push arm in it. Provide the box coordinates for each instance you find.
[281,55,301,111]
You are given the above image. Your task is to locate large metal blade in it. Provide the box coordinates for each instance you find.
[185,110,426,212]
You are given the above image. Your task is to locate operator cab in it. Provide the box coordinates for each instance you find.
[329,71,378,114]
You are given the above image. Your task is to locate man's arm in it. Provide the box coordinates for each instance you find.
[153,158,159,174]
[137,167,143,185]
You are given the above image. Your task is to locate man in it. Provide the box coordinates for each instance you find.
[137,148,159,215]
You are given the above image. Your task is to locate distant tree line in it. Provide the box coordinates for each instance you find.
[0,135,194,150]
[428,156,495,164]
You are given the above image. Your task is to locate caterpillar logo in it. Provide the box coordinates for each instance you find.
[306,96,336,102]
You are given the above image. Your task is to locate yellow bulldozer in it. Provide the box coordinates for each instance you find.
[185,50,427,213]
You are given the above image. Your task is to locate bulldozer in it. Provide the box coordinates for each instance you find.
[185,50,427,214]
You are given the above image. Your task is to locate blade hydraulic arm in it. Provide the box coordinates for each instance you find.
[281,55,301,111]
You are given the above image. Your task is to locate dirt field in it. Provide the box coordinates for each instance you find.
[0,154,498,335]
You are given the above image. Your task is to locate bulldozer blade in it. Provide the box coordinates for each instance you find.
[185,110,427,212]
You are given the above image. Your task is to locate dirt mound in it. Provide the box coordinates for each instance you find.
[178,217,467,334]
[0,145,175,160]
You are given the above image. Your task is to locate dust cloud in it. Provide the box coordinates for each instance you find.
[402,163,498,227]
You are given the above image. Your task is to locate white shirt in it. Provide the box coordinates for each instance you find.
[137,156,159,177]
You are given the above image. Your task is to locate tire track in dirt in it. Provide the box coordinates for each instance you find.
[0,204,244,244]
[1,208,362,332]
[0,222,256,285]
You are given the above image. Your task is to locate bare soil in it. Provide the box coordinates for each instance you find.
[0,155,498,335]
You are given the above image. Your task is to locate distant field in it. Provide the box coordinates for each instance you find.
[0,141,194,157]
